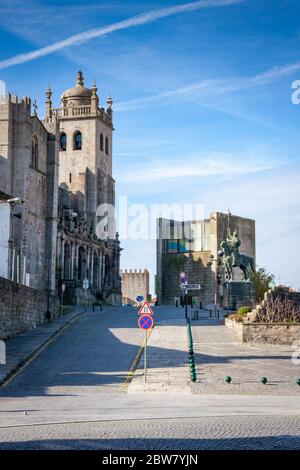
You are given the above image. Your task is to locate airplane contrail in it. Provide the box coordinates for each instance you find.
[0,0,245,70]
[115,60,300,111]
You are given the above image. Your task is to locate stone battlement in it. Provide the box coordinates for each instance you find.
[121,269,149,275]
[0,93,31,113]
[120,269,150,305]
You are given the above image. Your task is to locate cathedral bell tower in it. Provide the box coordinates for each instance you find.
[50,71,115,233]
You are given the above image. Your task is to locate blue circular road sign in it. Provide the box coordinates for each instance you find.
[138,314,153,330]
[136,295,144,302]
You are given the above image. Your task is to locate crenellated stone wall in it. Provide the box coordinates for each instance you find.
[121,269,150,305]
[0,276,59,340]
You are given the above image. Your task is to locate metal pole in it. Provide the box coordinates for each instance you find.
[60,289,64,315]
[214,265,218,317]
[144,330,147,382]
[185,289,188,322]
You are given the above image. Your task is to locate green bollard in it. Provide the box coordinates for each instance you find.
[296,378,300,386]
[261,377,268,385]
[224,376,232,384]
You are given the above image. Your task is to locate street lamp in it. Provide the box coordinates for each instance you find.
[7,197,24,281]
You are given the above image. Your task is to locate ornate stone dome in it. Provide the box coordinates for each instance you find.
[61,71,92,106]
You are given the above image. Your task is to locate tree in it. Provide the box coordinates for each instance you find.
[251,267,275,302]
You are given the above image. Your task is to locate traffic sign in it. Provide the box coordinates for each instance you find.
[138,300,153,316]
[138,314,153,330]
[82,278,89,290]
[180,283,201,290]
[136,295,144,302]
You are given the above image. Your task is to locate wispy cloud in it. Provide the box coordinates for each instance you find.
[115,61,300,111]
[119,151,285,183]
[0,0,244,70]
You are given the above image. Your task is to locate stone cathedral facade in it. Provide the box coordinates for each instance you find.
[0,71,121,306]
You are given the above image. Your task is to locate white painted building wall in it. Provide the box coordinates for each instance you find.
[0,202,10,278]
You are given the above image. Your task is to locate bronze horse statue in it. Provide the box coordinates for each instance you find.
[219,229,255,281]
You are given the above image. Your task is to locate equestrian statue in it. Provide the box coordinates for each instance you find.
[218,228,255,281]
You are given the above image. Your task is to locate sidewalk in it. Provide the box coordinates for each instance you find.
[0,307,85,386]
[190,316,300,395]
[128,315,190,394]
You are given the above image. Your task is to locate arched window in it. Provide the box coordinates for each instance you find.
[73,131,82,151]
[105,136,109,155]
[60,133,67,151]
[31,136,38,169]
[100,133,104,151]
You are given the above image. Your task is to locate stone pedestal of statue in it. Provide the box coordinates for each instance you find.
[223,281,256,310]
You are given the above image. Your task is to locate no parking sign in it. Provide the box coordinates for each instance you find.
[138,314,153,330]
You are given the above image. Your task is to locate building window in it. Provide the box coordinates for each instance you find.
[31,135,38,169]
[100,133,104,151]
[73,131,82,150]
[105,136,109,155]
[60,133,67,151]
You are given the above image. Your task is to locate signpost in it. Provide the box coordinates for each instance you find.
[138,313,153,382]
[60,283,65,315]
[180,273,188,320]
[83,277,89,310]
[179,273,201,321]
[138,300,153,316]
[180,284,201,290]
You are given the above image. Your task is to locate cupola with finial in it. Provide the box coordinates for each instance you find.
[60,70,93,107]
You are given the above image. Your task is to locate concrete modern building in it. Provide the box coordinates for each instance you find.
[0,71,121,305]
[121,269,150,305]
[156,212,255,306]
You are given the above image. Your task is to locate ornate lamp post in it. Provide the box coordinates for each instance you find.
[7,197,24,282]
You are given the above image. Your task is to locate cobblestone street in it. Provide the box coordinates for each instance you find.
[0,415,300,450]
[0,306,300,450]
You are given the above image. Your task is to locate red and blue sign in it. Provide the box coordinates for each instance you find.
[138,314,153,330]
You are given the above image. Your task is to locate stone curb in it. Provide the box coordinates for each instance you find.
[0,309,86,388]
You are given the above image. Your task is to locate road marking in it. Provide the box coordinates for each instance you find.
[120,328,153,393]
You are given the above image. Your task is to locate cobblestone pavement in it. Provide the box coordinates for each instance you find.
[0,307,85,386]
[0,415,300,449]
[191,317,300,395]
[1,306,300,450]
[0,306,146,397]
[0,306,186,398]
[128,308,190,393]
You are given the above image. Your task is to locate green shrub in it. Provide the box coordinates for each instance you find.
[237,306,251,315]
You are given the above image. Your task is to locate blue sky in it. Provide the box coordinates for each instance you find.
[0,0,300,292]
